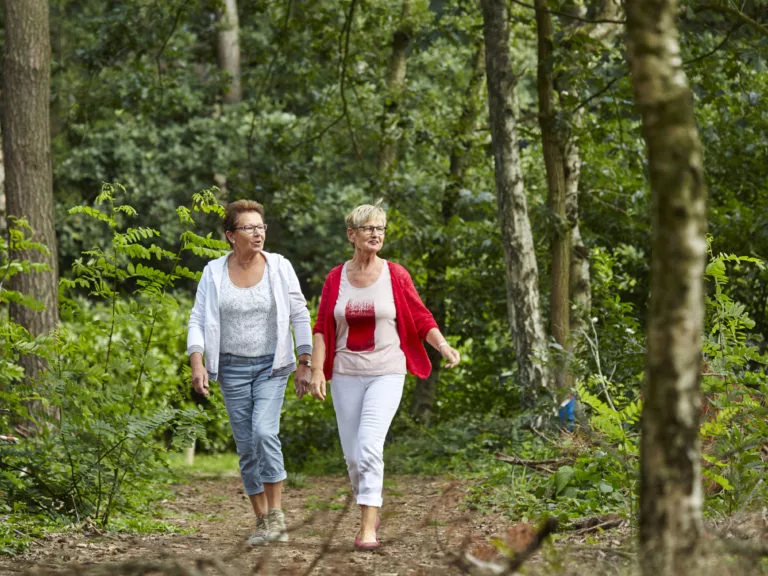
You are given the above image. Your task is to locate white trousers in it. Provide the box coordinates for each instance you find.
[331,372,405,507]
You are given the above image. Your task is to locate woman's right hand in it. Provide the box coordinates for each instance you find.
[309,368,326,401]
[192,365,210,396]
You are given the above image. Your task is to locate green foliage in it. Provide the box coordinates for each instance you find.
[700,246,768,513]
[0,186,235,535]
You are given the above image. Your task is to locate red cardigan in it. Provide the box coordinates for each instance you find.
[313,261,439,380]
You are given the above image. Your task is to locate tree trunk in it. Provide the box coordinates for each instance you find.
[481,0,551,396]
[564,130,590,332]
[0,121,5,238]
[411,42,485,425]
[2,0,60,421]
[217,0,242,104]
[378,0,412,184]
[534,0,569,392]
[626,0,707,573]
[559,0,622,342]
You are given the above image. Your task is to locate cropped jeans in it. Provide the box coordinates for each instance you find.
[218,353,289,496]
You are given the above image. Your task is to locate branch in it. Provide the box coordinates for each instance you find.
[683,20,741,65]
[247,0,295,165]
[495,452,574,474]
[510,0,626,24]
[286,112,346,154]
[696,3,768,37]
[338,0,362,158]
[568,74,623,115]
[154,0,190,102]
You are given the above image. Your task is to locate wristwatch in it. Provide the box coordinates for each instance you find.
[298,358,311,367]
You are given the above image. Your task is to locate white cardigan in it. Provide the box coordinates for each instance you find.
[187,251,313,382]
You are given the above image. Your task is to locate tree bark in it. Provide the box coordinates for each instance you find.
[626,0,707,573]
[562,0,622,339]
[378,0,412,184]
[0,121,5,238]
[217,0,242,104]
[534,0,569,392]
[2,0,60,417]
[411,42,485,425]
[481,0,551,396]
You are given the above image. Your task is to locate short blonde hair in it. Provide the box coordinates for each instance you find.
[345,201,386,229]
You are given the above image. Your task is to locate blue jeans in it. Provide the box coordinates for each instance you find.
[218,353,288,495]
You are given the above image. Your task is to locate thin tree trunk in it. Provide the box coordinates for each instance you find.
[562,0,622,350]
[481,0,551,396]
[534,0,569,392]
[411,42,485,425]
[378,0,412,184]
[2,0,60,422]
[217,0,242,104]
[626,0,707,573]
[0,121,5,238]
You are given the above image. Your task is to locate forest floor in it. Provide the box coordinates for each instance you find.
[0,471,765,576]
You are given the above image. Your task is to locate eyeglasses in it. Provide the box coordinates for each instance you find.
[232,224,268,235]
[356,225,387,235]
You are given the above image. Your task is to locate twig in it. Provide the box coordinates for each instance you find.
[571,517,624,535]
[496,452,574,472]
[570,545,636,559]
[247,0,294,165]
[12,528,42,546]
[683,21,741,65]
[529,425,556,445]
[695,3,768,37]
[154,0,190,105]
[338,0,361,158]
[569,75,623,115]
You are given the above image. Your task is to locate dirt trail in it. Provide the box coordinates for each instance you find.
[0,473,633,575]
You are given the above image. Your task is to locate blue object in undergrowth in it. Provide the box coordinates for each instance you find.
[559,395,576,432]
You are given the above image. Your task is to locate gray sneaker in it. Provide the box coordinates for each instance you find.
[267,508,289,542]
[247,515,270,546]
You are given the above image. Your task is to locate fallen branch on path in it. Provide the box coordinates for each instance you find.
[495,453,574,474]
[456,517,559,575]
[568,513,625,535]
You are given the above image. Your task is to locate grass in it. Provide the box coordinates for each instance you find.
[109,517,193,534]
[168,452,240,477]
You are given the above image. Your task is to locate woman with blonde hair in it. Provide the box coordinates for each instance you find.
[188,199,312,546]
[309,202,461,551]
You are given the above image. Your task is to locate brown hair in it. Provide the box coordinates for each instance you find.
[223,199,265,233]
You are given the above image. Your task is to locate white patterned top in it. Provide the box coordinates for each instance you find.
[219,260,278,357]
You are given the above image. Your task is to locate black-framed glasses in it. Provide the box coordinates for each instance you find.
[232,224,268,235]
[356,225,387,235]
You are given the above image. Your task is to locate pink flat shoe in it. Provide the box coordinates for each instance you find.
[354,536,380,551]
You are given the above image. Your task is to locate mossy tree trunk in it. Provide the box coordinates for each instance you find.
[481,0,551,396]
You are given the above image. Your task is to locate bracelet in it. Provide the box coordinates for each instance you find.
[438,341,449,349]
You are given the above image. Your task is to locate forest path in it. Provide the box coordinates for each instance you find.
[0,473,633,575]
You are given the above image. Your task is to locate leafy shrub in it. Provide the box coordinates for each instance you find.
[0,186,228,530]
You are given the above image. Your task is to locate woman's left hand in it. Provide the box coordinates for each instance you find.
[440,344,461,368]
[295,365,311,398]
